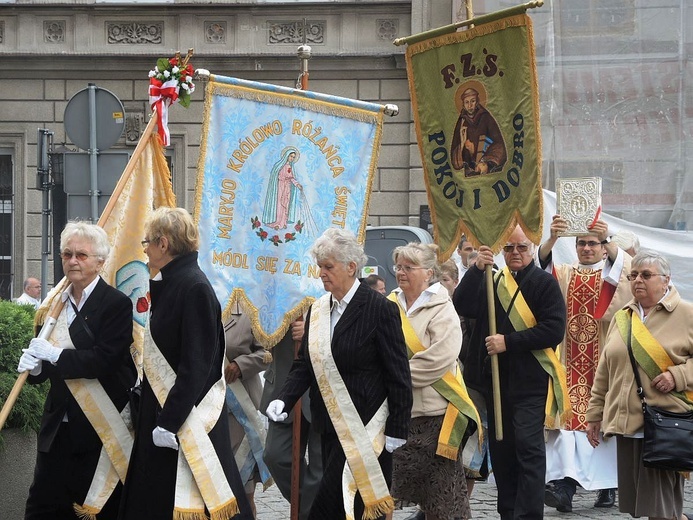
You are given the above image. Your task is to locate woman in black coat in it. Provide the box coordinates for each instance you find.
[118,207,251,520]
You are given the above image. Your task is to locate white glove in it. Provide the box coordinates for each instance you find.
[26,338,62,364]
[17,351,42,376]
[385,435,406,453]
[152,426,178,450]
[266,399,288,422]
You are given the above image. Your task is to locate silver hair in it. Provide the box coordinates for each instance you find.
[60,221,110,260]
[310,228,367,272]
[631,248,671,277]
[392,242,441,284]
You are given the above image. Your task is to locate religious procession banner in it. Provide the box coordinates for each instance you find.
[37,114,176,376]
[406,13,543,258]
[194,75,384,347]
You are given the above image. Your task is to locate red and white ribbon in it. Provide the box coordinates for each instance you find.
[149,77,179,146]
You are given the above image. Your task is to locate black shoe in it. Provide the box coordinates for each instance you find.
[545,486,573,513]
[404,510,425,520]
[594,488,616,508]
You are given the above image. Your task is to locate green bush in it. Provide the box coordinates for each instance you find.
[0,301,48,449]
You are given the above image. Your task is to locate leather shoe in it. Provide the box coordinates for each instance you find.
[545,486,572,513]
[594,488,616,508]
[404,510,425,520]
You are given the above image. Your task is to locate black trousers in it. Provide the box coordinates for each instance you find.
[487,391,547,520]
[25,423,121,520]
[308,430,392,520]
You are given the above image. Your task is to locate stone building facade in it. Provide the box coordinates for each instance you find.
[0,0,457,298]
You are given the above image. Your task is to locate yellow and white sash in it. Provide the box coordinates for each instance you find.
[495,267,572,427]
[387,293,481,460]
[48,301,134,520]
[142,323,238,520]
[308,294,394,520]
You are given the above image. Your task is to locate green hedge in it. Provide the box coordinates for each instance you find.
[0,301,48,449]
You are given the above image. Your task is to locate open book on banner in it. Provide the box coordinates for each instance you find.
[194,75,384,348]
[406,13,543,257]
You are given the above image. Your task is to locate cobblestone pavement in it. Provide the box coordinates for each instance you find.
[255,479,693,519]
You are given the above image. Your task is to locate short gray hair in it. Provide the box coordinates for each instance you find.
[392,242,441,284]
[60,221,110,261]
[631,248,671,277]
[310,228,367,271]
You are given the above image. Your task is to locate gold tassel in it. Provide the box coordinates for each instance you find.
[209,498,239,520]
[435,443,459,461]
[73,503,99,520]
[263,348,273,364]
[362,496,395,520]
[172,508,208,520]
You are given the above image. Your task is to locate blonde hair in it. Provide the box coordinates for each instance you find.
[392,242,440,283]
[145,207,199,256]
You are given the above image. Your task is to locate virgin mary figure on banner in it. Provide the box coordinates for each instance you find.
[262,146,303,230]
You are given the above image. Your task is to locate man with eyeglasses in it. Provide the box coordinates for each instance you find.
[454,224,567,520]
[15,277,42,310]
[537,215,633,513]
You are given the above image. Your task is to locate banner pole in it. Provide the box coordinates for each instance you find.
[485,266,503,441]
[289,35,312,520]
[393,0,544,46]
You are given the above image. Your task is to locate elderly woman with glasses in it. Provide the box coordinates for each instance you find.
[119,207,251,520]
[586,250,693,520]
[267,228,412,520]
[17,221,136,519]
[389,242,479,520]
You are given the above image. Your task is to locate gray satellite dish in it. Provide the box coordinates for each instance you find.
[64,85,125,151]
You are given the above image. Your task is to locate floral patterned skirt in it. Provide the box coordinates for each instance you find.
[391,415,471,519]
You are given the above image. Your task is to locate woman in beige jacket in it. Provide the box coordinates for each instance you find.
[390,242,474,520]
[586,250,693,520]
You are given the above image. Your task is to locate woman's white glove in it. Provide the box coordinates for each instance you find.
[266,400,288,422]
[17,351,42,376]
[385,436,406,453]
[152,426,179,450]
[26,338,62,364]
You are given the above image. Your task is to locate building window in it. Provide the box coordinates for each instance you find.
[0,150,13,300]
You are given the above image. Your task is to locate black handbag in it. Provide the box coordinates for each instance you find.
[624,317,693,472]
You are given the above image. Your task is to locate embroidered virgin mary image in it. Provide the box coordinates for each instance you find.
[262,146,304,230]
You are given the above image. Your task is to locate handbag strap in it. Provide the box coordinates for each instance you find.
[70,299,96,343]
[624,310,647,405]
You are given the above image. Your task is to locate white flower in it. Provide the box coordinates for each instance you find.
[154,66,159,73]
[189,84,195,93]
[181,83,189,91]
[163,70,170,78]
[186,76,193,83]
[148,70,156,78]
[172,66,179,74]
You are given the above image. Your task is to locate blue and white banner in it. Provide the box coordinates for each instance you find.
[194,75,384,347]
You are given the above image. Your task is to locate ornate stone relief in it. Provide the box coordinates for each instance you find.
[205,21,226,44]
[44,20,66,43]
[376,19,398,41]
[268,20,324,45]
[107,22,163,45]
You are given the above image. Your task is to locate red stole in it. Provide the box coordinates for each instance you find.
[564,268,613,430]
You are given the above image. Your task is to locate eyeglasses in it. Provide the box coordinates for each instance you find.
[141,240,150,248]
[393,265,427,273]
[60,251,96,261]
[502,244,530,253]
[577,240,601,248]
[626,271,667,281]
[141,237,159,248]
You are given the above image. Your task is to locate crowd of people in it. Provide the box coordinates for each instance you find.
[13,210,693,520]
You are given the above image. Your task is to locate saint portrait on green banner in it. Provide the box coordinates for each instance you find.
[406,14,543,258]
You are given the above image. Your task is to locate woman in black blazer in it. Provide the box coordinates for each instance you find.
[19,221,136,520]
[267,227,413,520]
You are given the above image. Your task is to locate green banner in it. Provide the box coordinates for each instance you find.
[406,14,543,258]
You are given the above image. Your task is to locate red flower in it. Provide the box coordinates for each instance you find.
[169,57,179,66]
[136,296,149,313]
[294,222,304,232]
[285,233,294,240]
[260,230,268,239]
[253,220,261,229]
